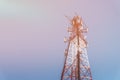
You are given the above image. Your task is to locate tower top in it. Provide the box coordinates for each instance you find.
[71,16,83,28]
[66,15,88,45]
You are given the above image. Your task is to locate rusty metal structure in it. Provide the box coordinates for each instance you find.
[61,15,92,80]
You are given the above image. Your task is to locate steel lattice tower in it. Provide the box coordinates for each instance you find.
[61,15,92,80]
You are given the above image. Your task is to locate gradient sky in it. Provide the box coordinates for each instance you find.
[0,0,120,80]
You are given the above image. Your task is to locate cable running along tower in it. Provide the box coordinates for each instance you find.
[61,15,92,80]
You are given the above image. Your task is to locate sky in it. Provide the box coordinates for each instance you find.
[0,0,120,80]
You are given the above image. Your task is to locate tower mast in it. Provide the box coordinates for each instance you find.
[61,15,92,80]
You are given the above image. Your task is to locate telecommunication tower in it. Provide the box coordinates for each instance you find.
[61,15,92,80]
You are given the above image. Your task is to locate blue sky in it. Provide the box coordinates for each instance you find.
[0,0,120,80]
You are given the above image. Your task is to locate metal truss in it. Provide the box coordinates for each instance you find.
[61,15,92,80]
